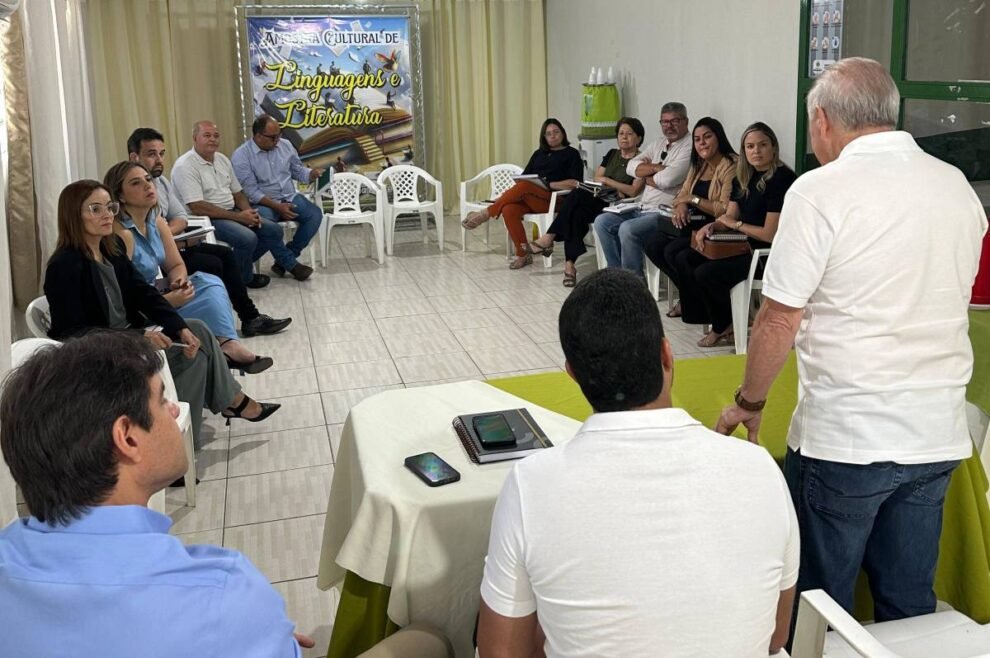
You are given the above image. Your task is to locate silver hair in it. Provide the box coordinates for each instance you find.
[660,102,688,119]
[806,57,899,130]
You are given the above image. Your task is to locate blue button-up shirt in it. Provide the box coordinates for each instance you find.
[0,505,301,657]
[231,139,312,205]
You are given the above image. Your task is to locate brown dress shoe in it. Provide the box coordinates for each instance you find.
[289,263,314,281]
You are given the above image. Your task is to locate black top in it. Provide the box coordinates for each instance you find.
[691,179,715,221]
[522,146,583,182]
[44,235,188,341]
[731,165,798,248]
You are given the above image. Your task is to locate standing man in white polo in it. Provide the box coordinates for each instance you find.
[717,57,988,622]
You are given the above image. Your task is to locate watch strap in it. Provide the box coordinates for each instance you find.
[734,387,766,412]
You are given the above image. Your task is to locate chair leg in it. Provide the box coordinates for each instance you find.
[435,205,444,252]
[183,424,196,508]
[730,282,748,354]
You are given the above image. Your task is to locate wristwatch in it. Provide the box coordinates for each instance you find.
[734,220,743,230]
[691,195,701,206]
[734,386,766,412]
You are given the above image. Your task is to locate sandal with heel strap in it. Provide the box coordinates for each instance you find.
[221,396,281,426]
[219,338,274,375]
[524,240,554,257]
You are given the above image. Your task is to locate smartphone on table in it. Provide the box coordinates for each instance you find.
[472,413,517,450]
[404,452,461,487]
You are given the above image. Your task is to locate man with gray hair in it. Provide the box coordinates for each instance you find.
[593,102,691,275]
[717,57,987,622]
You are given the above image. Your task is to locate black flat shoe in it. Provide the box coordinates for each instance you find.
[247,273,271,289]
[224,354,274,375]
[221,397,281,426]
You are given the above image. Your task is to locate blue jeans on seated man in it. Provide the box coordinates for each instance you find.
[593,210,662,275]
[254,193,323,268]
[210,217,285,285]
[783,448,959,622]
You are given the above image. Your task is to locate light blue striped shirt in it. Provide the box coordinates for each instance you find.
[231,139,312,204]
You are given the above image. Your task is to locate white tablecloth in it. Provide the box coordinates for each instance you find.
[317,381,580,657]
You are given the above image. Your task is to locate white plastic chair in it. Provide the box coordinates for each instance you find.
[319,173,385,265]
[791,589,990,658]
[158,351,196,508]
[377,165,444,254]
[252,183,324,274]
[26,296,51,339]
[459,163,523,251]
[517,190,568,268]
[730,248,771,354]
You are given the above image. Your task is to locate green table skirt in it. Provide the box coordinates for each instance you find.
[327,342,990,657]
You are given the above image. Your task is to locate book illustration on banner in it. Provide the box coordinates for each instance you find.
[453,408,553,464]
[512,174,550,191]
[242,13,420,177]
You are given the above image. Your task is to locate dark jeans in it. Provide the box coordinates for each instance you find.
[783,448,959,623]
[180,242,259,323]
[673,249,758,332]
[546,187,605,263]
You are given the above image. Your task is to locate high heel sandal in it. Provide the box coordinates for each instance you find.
[221,396,281,426]
[524,240,554,257]
[219,338,274,375]
[509,254,533,270]
[224,354,274,375]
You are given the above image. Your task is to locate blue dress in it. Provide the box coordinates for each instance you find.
[119,209,238,340]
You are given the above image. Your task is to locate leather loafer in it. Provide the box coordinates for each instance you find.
[272,263,313,281]
[246,273,270,289]
[241,314,292,337]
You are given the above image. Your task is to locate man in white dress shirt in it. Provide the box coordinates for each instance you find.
[479,269,799,658]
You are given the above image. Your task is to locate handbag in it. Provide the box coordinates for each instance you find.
[692,230,752,260]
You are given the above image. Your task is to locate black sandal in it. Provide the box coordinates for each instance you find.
[562,270,577,287]
[524,240,554,257]
[221,396,281,426]
[224,354,274,375]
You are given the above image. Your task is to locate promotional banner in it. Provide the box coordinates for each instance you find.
[237,8,423,177]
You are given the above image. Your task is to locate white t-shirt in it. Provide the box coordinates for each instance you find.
[480,408,799,658]
[171,149,242,210]
[763,131,988,465]
[625,133,692,208]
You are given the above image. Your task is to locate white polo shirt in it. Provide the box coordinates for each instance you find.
[763,130,988,465]
[625,132,692,208]
[481,408,799,658]
[171,148,242,210]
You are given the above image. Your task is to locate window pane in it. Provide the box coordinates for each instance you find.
[907,1,990,82]
[902,98,990,208]
[808,0,892,78]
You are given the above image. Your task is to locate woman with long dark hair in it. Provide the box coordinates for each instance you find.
[462,118,583,269]
[44,180,281,447]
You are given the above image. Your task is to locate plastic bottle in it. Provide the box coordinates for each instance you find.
[588,66,597,85]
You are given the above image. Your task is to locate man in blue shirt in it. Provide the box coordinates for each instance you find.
[231,115,326,282]
[0,333,313,657]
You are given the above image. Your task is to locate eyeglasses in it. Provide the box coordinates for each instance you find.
[85,202,120,216]
[660,150,668,162]
[260,132,281,141]
[660,119,684,127]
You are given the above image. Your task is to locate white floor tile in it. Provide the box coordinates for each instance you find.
[468,343,557,375]
[223,514,325,583]
[367,298,436,319]
[228,425,333,477]
[382,330,463,358]
[315,359,402,391]
[234,367,320,400]
[311,337,390,366]
[393,352,483,383]
[305,303,373,325]
[359,284,426,302]
[451,324,532,351]
[272,578,337,658]
[320,385,404,425]
[166,479,226,534]
[229,393,327,438]
[439,307,514,331]
[225,465,333,527]
[308,320,381,345]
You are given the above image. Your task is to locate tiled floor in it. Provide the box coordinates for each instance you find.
[167,213,734,657]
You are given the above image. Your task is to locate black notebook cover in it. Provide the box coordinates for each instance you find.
[453,408,553,464]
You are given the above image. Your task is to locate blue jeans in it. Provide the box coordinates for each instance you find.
[593,210,662,275]
[254,193,323,270]
[784,448,959,622]
[211,216,285,284]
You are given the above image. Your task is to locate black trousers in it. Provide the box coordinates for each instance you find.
[180,242,259,323]
[672,248,756,333]
[645,232,691,289]
[546,188,606,263]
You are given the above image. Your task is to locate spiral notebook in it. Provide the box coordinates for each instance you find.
[452,408,553,464]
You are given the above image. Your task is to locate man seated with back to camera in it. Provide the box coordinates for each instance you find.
[0,333,314,656]
[477,269,799,657]
[126,127,291,337]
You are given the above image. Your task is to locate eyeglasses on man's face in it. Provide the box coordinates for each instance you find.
[660,118,684,127]
[260,132,281,141]
[85,202,120,216]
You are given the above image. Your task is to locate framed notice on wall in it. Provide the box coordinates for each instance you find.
[234,5,425,178]
[808,0,844,78]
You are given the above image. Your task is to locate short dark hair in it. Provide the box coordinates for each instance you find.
[558,269,665,413]
[252,114,276,136]
[616,117,645,147]
[126,128,165,156]
[538,117,570,152]
[0,332,161,525]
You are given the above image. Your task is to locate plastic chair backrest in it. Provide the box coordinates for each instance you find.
[26,297,51,339]
[490,167,520,198]
[379,165,434,203]
[328,173,379,213]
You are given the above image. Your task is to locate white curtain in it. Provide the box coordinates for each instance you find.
[20,0,98,263]
[0,95,15,526]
